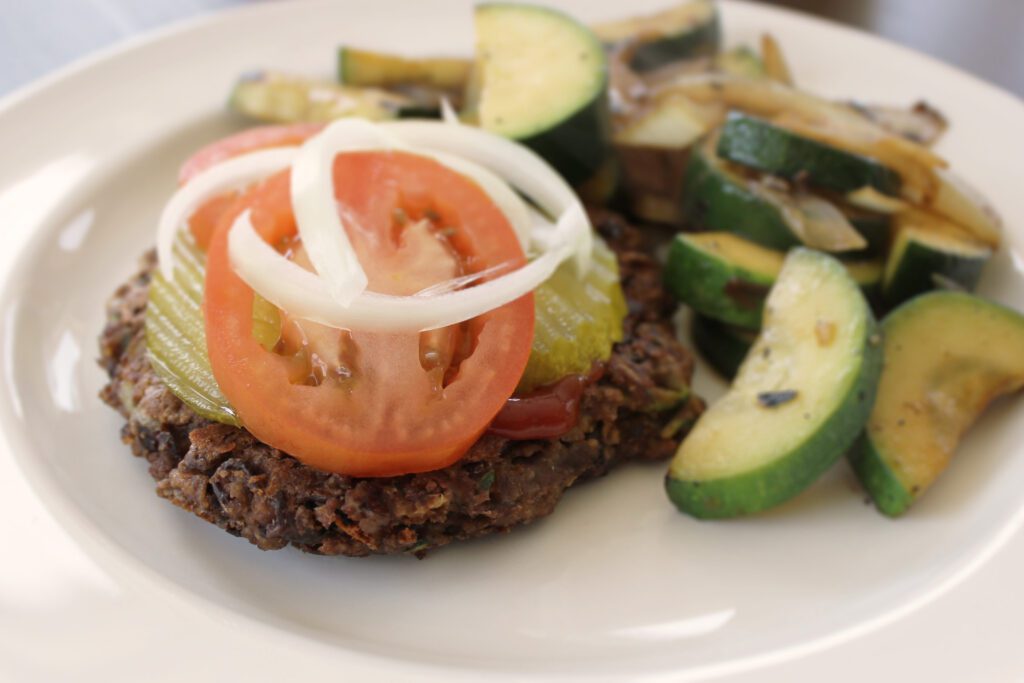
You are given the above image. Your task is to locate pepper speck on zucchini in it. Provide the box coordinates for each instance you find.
[666,248,882,518]
[850,292,1024,516]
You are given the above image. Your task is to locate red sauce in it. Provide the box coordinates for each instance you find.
[489,364,605,440]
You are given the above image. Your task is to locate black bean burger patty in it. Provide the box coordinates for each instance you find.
[98,210,704,557]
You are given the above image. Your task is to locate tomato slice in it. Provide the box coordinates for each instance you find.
[178,122,323,184]
[180,123,324,249]
[203,151,534,477]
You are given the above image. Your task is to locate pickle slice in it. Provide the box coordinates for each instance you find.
[518,237,627,392]
[148,232,624,412]
[145,233,240,426]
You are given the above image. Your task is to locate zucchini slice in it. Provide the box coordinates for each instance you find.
[843,203,891,256]
[593,0,720,72]
[882,213,991,306]
[666,249,883,518]
[230,71,414,123]
[614,93,708,225]
[146,234,239,426]
[665,232,780,330]
[717,111,902,195]
[472,3,612,186]
[665,231,883,328]
[682,136,802,250]
[691,314,757,380]
[519,237,627,393]
[850,292,1024,516]
[337,48,472,91]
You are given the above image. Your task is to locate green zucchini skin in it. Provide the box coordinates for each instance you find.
[336,48,471,90]
[846,210,891,256]
[848,292,1024,516]
[691,315,755,380]
[475,3,613,187]
[717,112,902,195]
[848,434,914,517]
[519,90,614,188]
[664,233,774,330]
[628,14,721,72]
[668,321,881,518]
[666,250,883,518]
[666,231,883,329]
[681,139,802,250]
[882,236,988,306]
[593,0,721,72]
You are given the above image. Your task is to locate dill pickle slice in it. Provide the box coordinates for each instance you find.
[145,233,240,426]
[148,231,623,410]
[518,237,627,393]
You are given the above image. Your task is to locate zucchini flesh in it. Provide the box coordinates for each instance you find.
[717,111,902,195]
[682,136,802,250]
[614,93,708,225]
[667,249,882,518]
[145,233,239,426]
[229,71,419,124]
[337,48,472,90]
[614,94,707,148]
[473,3,612,186]
[850,292,1024,516]
[519,237,627,393]
[593,0,720,72]
[665,232,780,330]
[682,136,868,252]
[883,213,991,306]
[665,231,880,329]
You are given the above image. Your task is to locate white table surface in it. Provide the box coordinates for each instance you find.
[2,1,1024,681]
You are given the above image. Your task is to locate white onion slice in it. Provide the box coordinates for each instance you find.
[290,119,398,305]
[163,118,597,333]
[229,206,583,332]
[424,149,533,249]
[439,97,460,125]
[157,147,298,279]
[290,120,535,306]
[379,120,593,273]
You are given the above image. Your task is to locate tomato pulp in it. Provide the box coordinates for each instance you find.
[203,150,534,477]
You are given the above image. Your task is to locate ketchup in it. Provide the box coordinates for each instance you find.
[489,364,604,440]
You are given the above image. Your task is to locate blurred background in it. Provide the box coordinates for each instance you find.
[1,0,1022,96]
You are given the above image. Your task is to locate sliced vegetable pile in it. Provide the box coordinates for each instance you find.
[156,0,1023,513]
[667,249,882,518]
[604,1,1018,518]
[151,3,662,477]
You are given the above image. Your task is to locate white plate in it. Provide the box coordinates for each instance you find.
[1,1,1024,680]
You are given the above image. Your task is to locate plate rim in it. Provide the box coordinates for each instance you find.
[1,1,1023,680]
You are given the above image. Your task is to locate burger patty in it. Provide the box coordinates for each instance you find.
[99,210,704,557]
